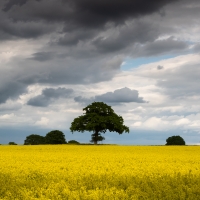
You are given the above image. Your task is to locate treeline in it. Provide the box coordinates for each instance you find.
[6,135,186,145]
[24,132,185,145]
[24,130,79,145]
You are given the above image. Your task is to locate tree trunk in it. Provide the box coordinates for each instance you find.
[94,140,97,145]
[94,131,98,145]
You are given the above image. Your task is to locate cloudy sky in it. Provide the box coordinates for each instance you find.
[1,0,200,145]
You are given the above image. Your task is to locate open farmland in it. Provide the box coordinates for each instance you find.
[0,145,200,199]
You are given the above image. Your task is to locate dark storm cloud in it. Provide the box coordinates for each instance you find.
[74,87,147,104]
[134,37,188,57]
[0,82,27,104]
[29,52,55,61]
[57,29,97,46]
[92,21,159,53]
[0,0,183,57]
[3,0,178,28]
[27,87,74,107]
[3,0,29,12]
[63,0,178,28]
[0,17,58,40]
[16,55,123,86]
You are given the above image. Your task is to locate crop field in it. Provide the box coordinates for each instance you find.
[0,145,200,200]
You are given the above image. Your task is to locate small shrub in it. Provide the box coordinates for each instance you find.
[8,142,17,145]
[166,135,185,145]
[68,140,80,145]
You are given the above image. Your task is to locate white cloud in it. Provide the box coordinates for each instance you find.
[142,117,169,130]
[128,106,146,113]
[35,117,49,126]
[132,121,142,127]
[175,118,190,126]
[0,113,15,119]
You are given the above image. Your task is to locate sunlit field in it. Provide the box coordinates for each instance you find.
[0,145,200,199]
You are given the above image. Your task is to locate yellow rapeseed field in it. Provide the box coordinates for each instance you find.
[0,145,200,200]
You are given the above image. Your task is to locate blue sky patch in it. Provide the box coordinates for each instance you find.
[121,54,177,71]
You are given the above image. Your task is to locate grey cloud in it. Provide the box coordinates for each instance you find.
[0,0,192,58]
[92,36,128,53]
[42,87,73,98]
[0,56,120,95]
[27,87,74,107]
[134,37,188,57]
[74,87,147,105]
[157,65,164,70]
[0,82,27,104]
[0,102,22,112]
[29,52,55,61]
[193,43,200,52]
[1,0,172,46]
[74,96,94,105]
[27,95,49,107]
[0,18,56,40]
[95,87,147,103]
[16,54,123,85]
[0,0,185,51]
[3,0,29,12]
[0,0,198,56]
[92,21,159,53]
[57,29,97,46]
[153,62,200,98]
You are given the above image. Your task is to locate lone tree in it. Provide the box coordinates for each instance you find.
[70,102,129,144]
[24,134,45,145]
[166,135,186,145]
[45,130,67,144]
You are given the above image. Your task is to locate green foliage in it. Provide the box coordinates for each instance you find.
[166,135,186,145]
[90,133,105,143]
[24,134,45,145]
[68,140,80,144]
[8,142,17,145]
[24,130,67,145]
[45,130,67,144]
[70,102,129,144]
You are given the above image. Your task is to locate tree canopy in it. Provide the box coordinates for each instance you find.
[45,130,67,144]
[24,134,45,145]
[24,130,67,145]
[166,135,186,145]
[70,102,129,144]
